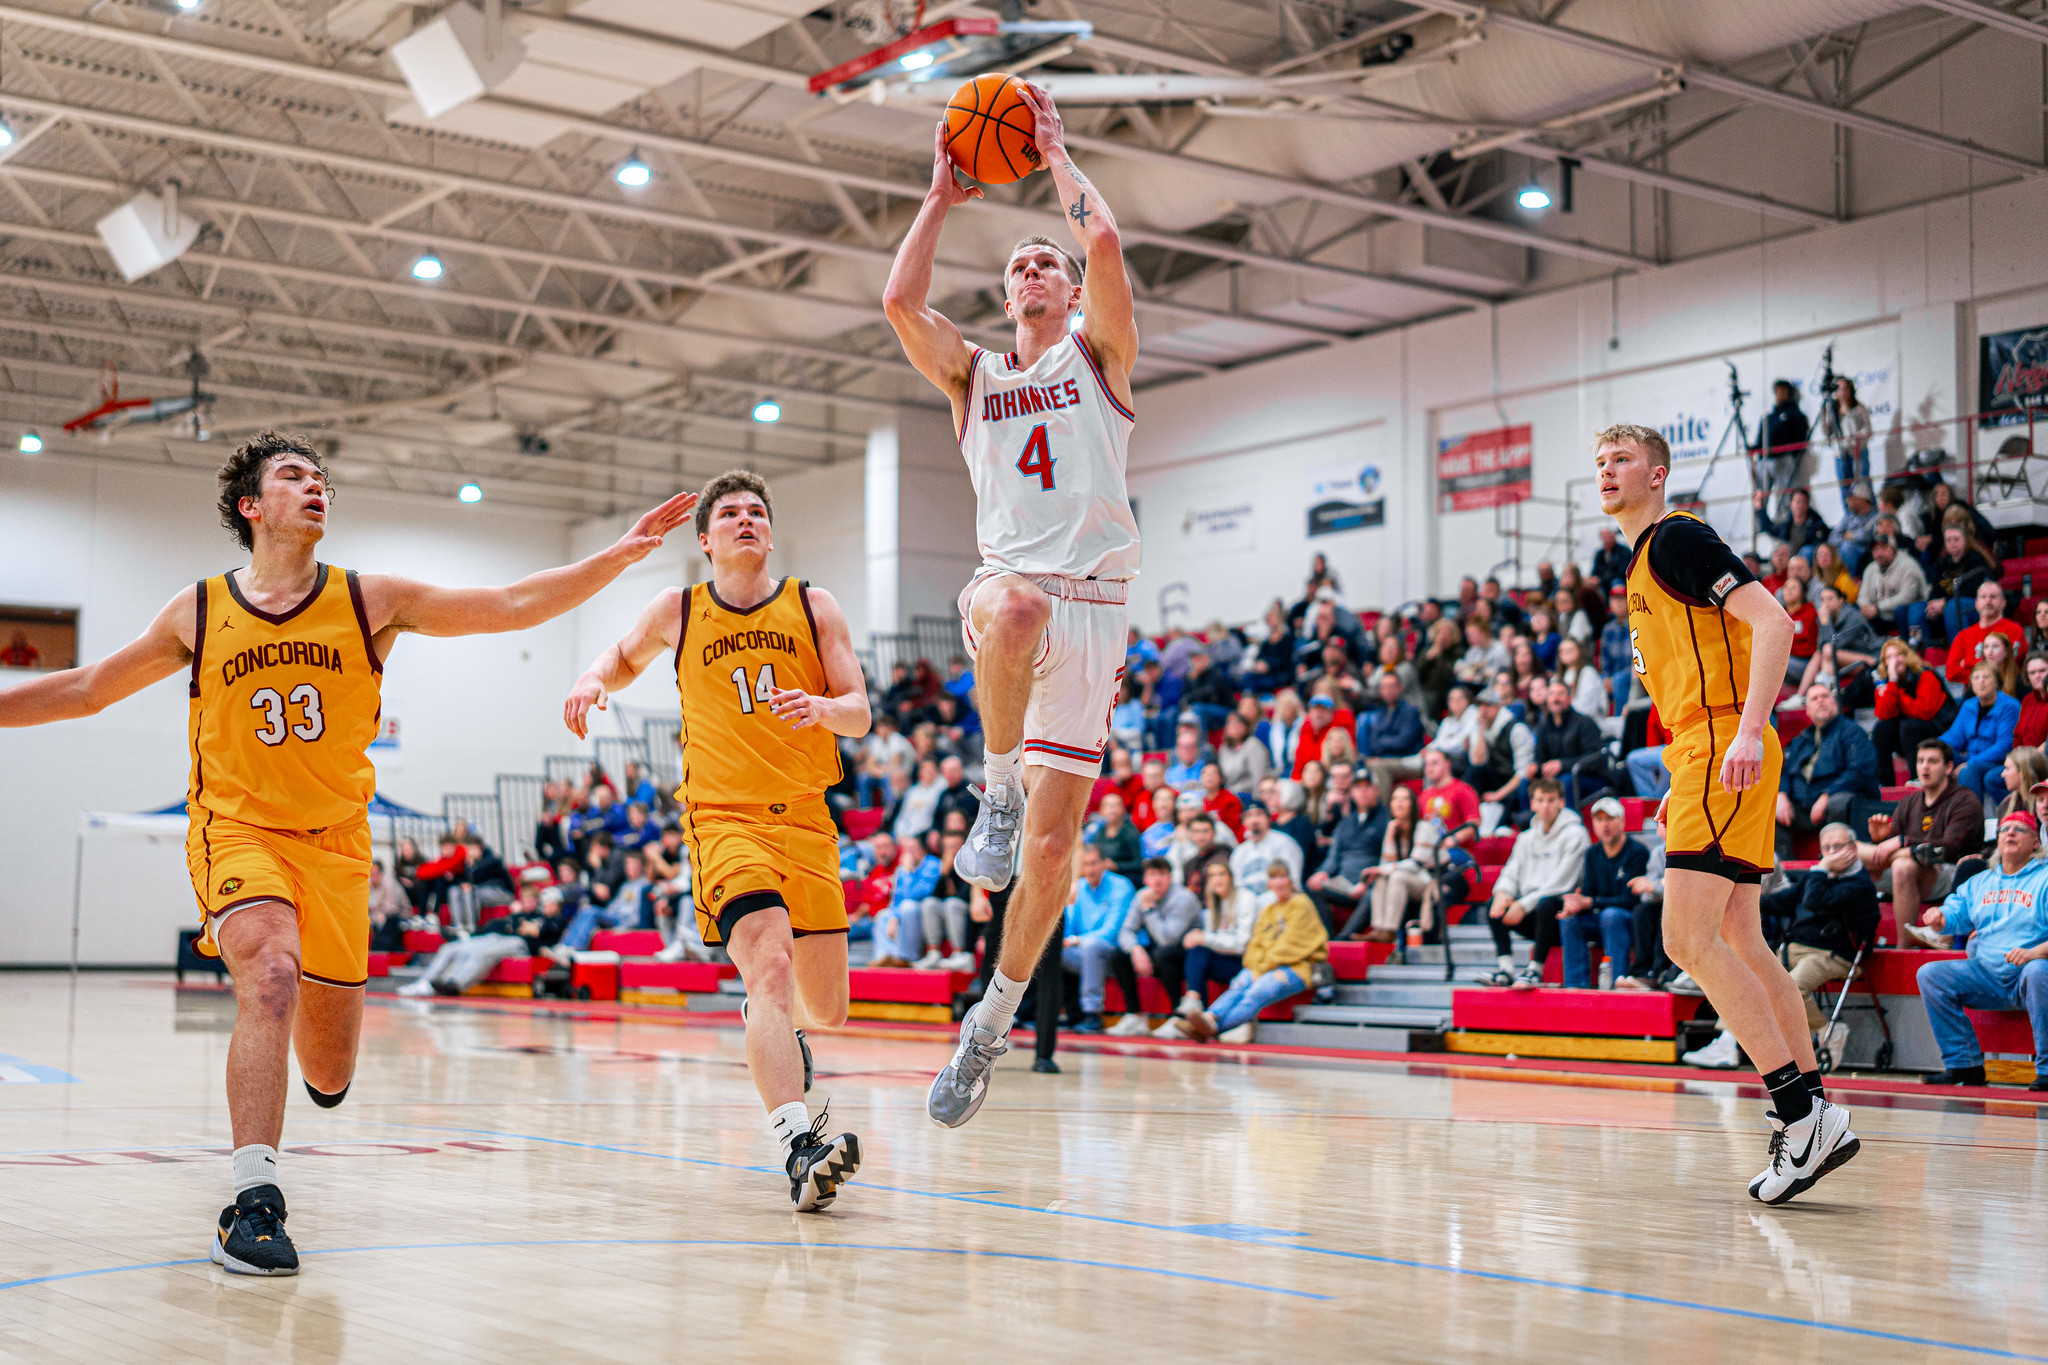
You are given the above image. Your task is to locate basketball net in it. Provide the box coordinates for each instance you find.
[846,0,926,41]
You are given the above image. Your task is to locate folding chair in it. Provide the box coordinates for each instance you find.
[1811,932,1896,1074]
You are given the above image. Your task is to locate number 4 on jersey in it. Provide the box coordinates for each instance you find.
[1016,424,1055,491]
[730,662,776,714]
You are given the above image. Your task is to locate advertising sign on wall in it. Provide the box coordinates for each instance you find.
[1306,462,1384,537]
[1179,496,1257,555]
[1436,424,1533,512]
[1980,325,2048,429]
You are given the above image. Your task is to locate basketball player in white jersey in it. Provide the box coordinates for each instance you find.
[883,82,1140,1127]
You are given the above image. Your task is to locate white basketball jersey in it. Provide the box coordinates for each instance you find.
[958,333,1140,581]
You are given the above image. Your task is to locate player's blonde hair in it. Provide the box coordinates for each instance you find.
[1593,423,1671,472]
[1007,235,1083,289]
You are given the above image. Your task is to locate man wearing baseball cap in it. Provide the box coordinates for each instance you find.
[1916,809,2048,1090]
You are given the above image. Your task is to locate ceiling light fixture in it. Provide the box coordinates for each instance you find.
[1516,182,1552,212]
[752,398,782,424]
[175,0,202,10]
[18,429,43,454]
[458,482,483,503]
[412,253,444,280]
[0,119,15,152]
[898,50,935,70]
[614,151,652,188]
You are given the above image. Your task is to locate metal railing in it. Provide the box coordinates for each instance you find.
[441,792,501,856]
[642,716,683,791]
[495,773,545,863]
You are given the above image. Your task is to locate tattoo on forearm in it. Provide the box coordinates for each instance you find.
[1069,194,1092,229]
[1060,158,1091,187]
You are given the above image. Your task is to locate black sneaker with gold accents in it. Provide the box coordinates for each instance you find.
[210,1184,300,1276]
[786,1106,861,1213]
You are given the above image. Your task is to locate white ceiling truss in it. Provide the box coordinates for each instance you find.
[0,0,2038,515]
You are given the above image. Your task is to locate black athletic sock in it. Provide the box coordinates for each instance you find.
[304,1080,349,1109]
[1762,1061,1813,1124]
[1801,1069,1824,1104]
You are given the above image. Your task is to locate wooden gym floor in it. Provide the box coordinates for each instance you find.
[0,973,2043,1364]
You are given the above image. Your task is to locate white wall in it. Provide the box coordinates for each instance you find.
[0,454,579,964]
[1124,170,2048,631]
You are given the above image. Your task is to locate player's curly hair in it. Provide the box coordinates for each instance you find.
[694,468,773,540]
[1008,234,1083,288]
[1592,423,1670,471]
[216,430,331,551]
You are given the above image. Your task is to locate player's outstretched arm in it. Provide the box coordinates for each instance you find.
[768,587,872,740]
[363,491,695,646]
[1016,82,1138,387]
[564,588,684,741]
[881,123,979,403]
[0,586,193,727]
[1719,581,1795,792]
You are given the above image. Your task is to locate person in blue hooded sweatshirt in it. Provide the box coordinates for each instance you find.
[1917,809,2048,1090]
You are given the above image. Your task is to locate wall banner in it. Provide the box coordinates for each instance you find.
[1980,325,2048,429]
[1306,462,1384,537]
[1436,424,1532,512]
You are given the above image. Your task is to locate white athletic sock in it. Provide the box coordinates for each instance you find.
[982,743,1022,797]
[1496,955,1514,973]
[232,1144,278,1197]
[769,1102,811,1158]
[978,969,1028,1037]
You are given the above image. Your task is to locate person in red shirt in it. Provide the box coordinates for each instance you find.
[850,832,899,919]
[2018,650,2048,750]
[1198,761,1244,839]
[1759,544,1792,598]
[1125,757,1167,830]
[1944,580,2028,684]
[1779,575,1818,686]
[1872,638,1954,784]
[1417,748,1480,847]
[1290,692,1356,779]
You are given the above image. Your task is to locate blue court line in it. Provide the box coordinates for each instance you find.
[0,1238,1326,1301]
[352,1116,2048,1363]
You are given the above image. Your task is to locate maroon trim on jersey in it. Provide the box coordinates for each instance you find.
[223,562,329,625]
[798,579,821,652]
[189,578,208,699]
[1073,333,1136,422]
[345,569,383,675]
[959,348,985,445]
[705,577,789,617]
[673,584,692,691]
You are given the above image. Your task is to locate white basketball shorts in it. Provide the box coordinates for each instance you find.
[958,569,1127,780]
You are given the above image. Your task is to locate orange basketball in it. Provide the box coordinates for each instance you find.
[943,73,1042,186]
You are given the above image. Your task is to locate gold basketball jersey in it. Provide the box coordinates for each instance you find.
[1625,511,1754,733]
[187,564,383,831]
[674,578,841,806]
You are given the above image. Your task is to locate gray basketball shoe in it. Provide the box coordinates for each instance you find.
[952,780,1025,892]
[927,1000,1010,1128]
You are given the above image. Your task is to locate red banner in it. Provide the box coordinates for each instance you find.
[1436,424,1533,512]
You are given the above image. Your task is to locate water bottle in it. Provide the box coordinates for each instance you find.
[1598,958,1613,991]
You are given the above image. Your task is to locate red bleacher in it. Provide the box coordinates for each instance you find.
[590,930,664,955]
[844,807,885,840]
[1453,987,1703,1037]
[619,960,737,993]
[847,967,973,1004]
[1327,939,1394,981]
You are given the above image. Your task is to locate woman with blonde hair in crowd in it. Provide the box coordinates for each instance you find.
[1298,759,1331,828]
[1347,785,1442,943]
[1981,630,2024,698]
[1871,638,1953,783]
[1158,858,1261,1027]
[1811,542,1858,602]
[1554,636,1608,721]
[1317,725,1358,775]
[1995,745,2048,819]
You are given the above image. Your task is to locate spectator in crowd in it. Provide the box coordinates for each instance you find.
[1775,683,1880,856]
[1858,739,1984,945]
[1229,800,1302,891]
[1590,526,1630,589]
[1261,690,1305,776]
[1926,481,1998,560]
[1799,582,1881,697]
[1181,648,1237,734]
[1762,822,1882,1062]
[1169,809,1235,891]
[1623,703,1673,801]
[1242,602,1298,693]
[1554,636,1608,721]
[1139,788,1182,859]
[1455,620,1511,689]
[601,852,655,933]
[1871,639,1954,782]
[368,860,410,953]
[1479,780,1589,989]
[911,830,976,971]
[614,804,661,855]
[1810,543,1857,604]
[1128,758,1171,832]
[932,755,978,832]
[1760,543,1792,597]
[1216,712,1271,795]
[1751,382,1812,508]
[400,882,567,997]
[1292,693,1354,778]
[1103,857,1206,1036]
[1267,778,1317,858]
[1857,535,1929,636]
[1358,669,1428,799]
[1925,517,1998,644]
[2020,653,2048,749]
[1525,607,1560,671]
[872,838,942,968]
[1982,632,2024,698]
[1416,618,1465,717]
[1197,762,1245,838]
[2027,600,2048,657]
[865,711,917,787]
[893,758,946,844]
[1508,639,1545,706]
[1419,745,1482,846]
[1559,797,1648,989]
[618,760,659,811]
[1779,574,1819,686]
[1992,746,2048,821]
[1554,584,1596,645]
[1466,687,1534,812]
[1915,811,2048,1090]
[1305,773,1387,933]
[1941,661,2022,803]
[1754,486,1830,559]
[1479,577,1527,633]
[1599,585,1633,710]
[1084,791,1144,884]
[881,660,920,720]
[1109,677,1148,754]
[558,852,650,950]
[1532,679,1609,806]
[1428,684,1482,775]
[1831,481,1880,575]
[1164,725,1209,791]
[408,836,468,924]
[1172,862,1328,1044]
[1348,784,1442,942]
[1058,843,1137,1033]
[1366,634,1426,716]
[1822,381,1874,497]
[1946,581,2028,686]
[1165,859,1260,1025]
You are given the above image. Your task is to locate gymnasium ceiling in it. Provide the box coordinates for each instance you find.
[0,0,2041,515]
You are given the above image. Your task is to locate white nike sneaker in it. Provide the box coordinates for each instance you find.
[1684,1030,1742,1069]
[912,950,945,971]
[1751,1101,1859,1205]
[396,978,436,997]
[1105,1013,1152,1037]
[953,781,1025,892]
